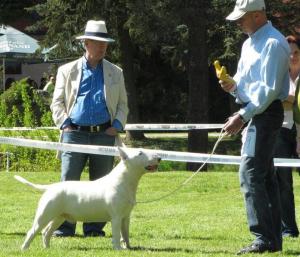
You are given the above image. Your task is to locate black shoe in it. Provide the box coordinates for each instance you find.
[84,230,105,237]
[236,243,278,255]
[282,233,299,238]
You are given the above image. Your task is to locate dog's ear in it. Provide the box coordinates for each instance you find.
[118,147,129,160]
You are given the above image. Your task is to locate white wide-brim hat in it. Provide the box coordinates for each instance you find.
[226,0,265,21]
[76,20,115,42]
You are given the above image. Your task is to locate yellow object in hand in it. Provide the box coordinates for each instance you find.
[213,60,235,84]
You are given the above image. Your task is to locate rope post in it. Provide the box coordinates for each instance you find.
[5,151,11,172]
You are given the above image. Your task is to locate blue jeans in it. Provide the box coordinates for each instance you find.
[57,130,115,236]
[274,126,299,237]
[239,100,283,250]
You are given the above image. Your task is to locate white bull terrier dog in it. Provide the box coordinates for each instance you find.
[14,147,161,250]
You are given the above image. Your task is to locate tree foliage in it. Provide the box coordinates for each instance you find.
[1,0,298,121]
[0,0,41,25]
[0,0,299,157]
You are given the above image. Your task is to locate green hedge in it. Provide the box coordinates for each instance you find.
[0,129,60,172]
[0,79,58,172]
[0,78,53,127]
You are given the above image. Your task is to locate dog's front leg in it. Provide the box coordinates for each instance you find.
[121,216,131,249]
[111,217,122,250]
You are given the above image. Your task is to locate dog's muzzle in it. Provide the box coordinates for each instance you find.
[145,157,161,171]
[145,165,158,171]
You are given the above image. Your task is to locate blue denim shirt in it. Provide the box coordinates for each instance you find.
[233,22,290,122]
[63,57,123,131]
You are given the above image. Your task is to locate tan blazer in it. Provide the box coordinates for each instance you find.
[51,57,128,129]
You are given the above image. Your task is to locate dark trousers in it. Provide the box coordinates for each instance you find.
[57,130,115,236]
[239,100,283,250]
[274,126,299,236]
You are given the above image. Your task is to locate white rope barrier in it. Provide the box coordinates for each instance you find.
[0,137,118,156]
[0,127,57,131]
[124,124,224,130]
[0,136,300,167]
[0,124,224,131]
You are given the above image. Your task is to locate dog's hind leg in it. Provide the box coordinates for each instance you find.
[111,217,122,250]
[21,200,59,250]
[42,217,65,248]
[21,222,44,250]
[121,216,131,249]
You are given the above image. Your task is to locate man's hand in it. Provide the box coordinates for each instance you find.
[63,125,74,132]
[219,80,237,93]
[105,127,118,136]
[223,113,245,136]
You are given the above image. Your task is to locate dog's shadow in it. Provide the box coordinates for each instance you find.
[0,232,91,237]
[75,245,213,254]
[130,246,235,255]
[1,232,251,255]
[131,246,194,253]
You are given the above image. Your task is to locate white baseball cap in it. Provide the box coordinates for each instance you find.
[226,0,265,21]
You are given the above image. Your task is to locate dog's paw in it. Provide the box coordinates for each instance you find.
[120,238,131,249]
[21,244,28,251]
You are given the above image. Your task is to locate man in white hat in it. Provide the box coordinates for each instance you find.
[51,20,128,237]
[218,0,290,254]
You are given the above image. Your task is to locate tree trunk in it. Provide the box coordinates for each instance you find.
[117,23,145,140]
[182,1,209,171]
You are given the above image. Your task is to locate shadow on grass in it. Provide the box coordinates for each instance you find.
[284,250,300,256]
[165,235,213,241]
[132,246,300,256]
[0,232,108,239]
[73,245,221,254]
[76,246,111,251]
[131,246,195,253]
[131,246,234,255]
[0,231,26,236]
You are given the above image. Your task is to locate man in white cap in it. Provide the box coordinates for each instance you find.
[51,20,128,237]
[218,0,290,254]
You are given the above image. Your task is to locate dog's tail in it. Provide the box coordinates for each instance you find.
[14,175,49,191]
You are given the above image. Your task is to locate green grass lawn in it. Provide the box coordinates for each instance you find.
[1,171,300,257]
